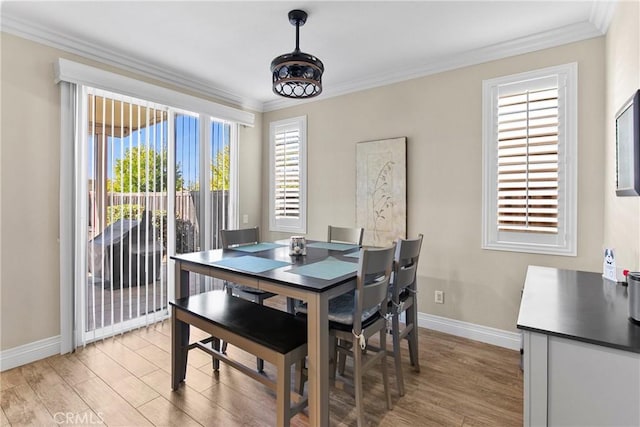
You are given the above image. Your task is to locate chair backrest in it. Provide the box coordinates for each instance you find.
[328,225,364,245]
[220,227,260,249]
[391,234,423,301]
[354,245,395,333]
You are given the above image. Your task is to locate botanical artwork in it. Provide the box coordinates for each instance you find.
[356,137,406,246]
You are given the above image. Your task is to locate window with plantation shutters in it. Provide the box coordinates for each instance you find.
[482,64,577,256]
[274,126,300,218]
[497,87,559,234]
[270,116,307,233]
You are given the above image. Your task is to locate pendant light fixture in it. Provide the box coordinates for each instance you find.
[270,9,324,99]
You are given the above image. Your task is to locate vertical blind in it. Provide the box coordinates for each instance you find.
[174,113,201,255]
[210,121,231,247]
[84,93,234,340]
[497,86,559,234]
[86,88,169,339]
[273,123,301,220]
[57,59,247,348]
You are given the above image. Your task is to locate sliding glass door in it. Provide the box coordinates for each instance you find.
[81,88,235,343]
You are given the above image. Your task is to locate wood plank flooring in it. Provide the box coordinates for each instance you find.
[1,296,523,426]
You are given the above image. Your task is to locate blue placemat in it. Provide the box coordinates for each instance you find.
[230,242,286,253]
[288,257,358,280]
[212,255,290,273]
[307,242,359,251]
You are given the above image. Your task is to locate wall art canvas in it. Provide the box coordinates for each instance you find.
[356,137,407,246]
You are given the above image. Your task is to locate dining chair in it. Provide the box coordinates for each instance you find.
[286,225,365,314]
[220,226,277,372]
[328,225,364,245]
[327,224,365,376]
[387,234,423,396]
[296,245,395,427]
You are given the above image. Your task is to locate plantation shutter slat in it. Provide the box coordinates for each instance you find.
[274,125,301,219]
[497,87,559,234]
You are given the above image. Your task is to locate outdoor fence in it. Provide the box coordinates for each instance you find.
[88,190,230,250]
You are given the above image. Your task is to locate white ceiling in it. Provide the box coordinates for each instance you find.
[1,1,615,112]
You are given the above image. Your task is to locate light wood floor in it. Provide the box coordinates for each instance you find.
[1,296,523,426]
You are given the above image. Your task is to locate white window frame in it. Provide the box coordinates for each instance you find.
[482,63,577,256]
[269,116,307,233]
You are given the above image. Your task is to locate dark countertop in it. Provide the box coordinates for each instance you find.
[517,265,640,354]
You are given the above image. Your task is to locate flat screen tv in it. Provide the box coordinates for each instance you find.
[615,89,640,196]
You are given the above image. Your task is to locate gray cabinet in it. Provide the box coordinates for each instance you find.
[518,266,640,426]
[523,331,640,426]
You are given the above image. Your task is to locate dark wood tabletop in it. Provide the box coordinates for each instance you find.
[171,241,360,293]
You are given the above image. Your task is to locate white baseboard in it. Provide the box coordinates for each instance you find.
[0,314,520,371]
[0,335,61,372]
[418,312,521,351]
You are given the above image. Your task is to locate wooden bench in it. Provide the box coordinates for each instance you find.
[170,290,307,427]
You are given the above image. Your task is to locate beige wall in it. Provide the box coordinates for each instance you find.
[0,21,622,352]
[1,33,62,349]
[262,37,606,332]
[0,33,262,351]
[604,0,640,271]
[238,113,263,229]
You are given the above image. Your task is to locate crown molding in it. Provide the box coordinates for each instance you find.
[590,0,617,34]
[2,9,608,114]
[0,14,263,113]
[263,20,603,111]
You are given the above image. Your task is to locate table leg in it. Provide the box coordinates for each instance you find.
[306,292,330,427]
[175,261,190,299]
[172,262,190,390]
[171,307,188,389]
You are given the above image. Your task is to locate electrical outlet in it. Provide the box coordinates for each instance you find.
[435,290,444,304]
[242,214,249,224]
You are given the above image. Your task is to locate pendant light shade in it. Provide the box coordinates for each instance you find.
[271,10,324,99]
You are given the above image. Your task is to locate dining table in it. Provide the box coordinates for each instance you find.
[171,240,362,427]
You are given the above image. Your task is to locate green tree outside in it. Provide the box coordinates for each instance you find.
[210,145,230,190]
[110,146,183,192]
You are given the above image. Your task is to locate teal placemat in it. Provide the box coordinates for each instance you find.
[212,256,290,273]
[288,257,358,280]
[307,242,359,251]
[230,242,286,253]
